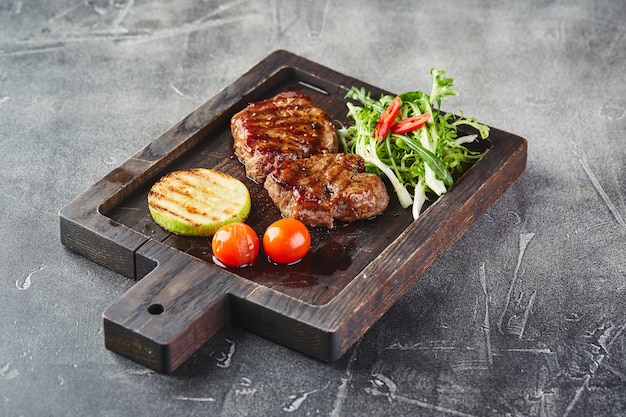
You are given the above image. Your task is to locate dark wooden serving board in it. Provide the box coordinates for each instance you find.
[59,50,527,373]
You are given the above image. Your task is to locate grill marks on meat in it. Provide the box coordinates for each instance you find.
[231,92,338,183]
[264,153,390,228]
[231,92,390,228]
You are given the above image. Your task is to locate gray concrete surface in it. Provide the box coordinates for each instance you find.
[1,1,626,416]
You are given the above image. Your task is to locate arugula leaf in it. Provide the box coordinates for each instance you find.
[396,135,453,186]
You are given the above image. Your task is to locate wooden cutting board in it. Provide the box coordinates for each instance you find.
[59,50,527,373]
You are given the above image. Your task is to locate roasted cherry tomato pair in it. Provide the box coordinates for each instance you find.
[211,218,311,268]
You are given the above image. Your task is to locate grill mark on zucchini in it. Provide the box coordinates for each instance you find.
[147,168,251,236]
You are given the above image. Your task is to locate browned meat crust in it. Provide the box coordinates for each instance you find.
[231,92,338,183]
[264,153,389,228]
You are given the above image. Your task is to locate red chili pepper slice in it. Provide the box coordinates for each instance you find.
[390,113,431,135]
[374,97,402,142]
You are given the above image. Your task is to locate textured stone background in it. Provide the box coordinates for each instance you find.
[1,1,625,416]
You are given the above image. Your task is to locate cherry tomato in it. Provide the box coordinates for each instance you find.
[211,222,259,268]
[263,218,311,265]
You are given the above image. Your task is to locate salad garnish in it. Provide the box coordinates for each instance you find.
[338,69,490,219]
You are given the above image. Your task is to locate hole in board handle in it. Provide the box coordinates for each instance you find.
[147,303,164,315]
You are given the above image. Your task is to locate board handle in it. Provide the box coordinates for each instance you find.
[102,245,236,373]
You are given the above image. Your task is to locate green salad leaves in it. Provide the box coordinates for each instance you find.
[337,69,490,219]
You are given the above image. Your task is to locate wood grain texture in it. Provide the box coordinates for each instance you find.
[60,50,527,373]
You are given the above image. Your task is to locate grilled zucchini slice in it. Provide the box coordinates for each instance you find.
[148,168,251,237]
